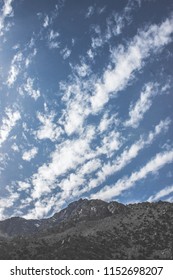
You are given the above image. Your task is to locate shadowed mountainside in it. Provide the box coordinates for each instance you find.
[0,199,173,259]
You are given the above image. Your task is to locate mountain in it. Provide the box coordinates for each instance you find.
[0,199,173,259]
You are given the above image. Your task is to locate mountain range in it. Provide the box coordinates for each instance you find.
[0,199,173,259]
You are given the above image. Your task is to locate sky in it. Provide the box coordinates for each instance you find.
[0,0,173,220]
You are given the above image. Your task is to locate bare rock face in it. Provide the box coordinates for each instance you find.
[0,199,173,260]
[107,201,127,214]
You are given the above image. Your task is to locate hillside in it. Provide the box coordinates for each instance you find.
[0,199,173,259]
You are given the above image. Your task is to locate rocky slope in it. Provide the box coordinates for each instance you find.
[0,199,173,259]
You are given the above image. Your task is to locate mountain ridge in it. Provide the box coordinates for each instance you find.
[0,199,127,237]
[0,199,173,259]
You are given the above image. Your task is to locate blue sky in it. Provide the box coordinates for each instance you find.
[0,0,173,220]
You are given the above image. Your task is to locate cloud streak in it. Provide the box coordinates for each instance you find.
[0,108,21,147]
[90,16,173,112]
[0,0,14,36]
[91,149,173,200]
[124,82,158,128]
[148,184,173,202]
[80,118,171,193]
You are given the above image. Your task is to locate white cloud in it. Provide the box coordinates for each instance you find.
[2,0,13,16]
[91,37,104,49]
[59,173,85,197]
[0,108,21,147]
[90,16,173,112]
[48,30,60,49]
[59,158,102,199]
[73,62,91,78]
[124,82,158,128]
[37,117,170,210]
[36,111,63,141]
[22,147,38,161]
[7,47,37,87]
[6,65,19,86]
[92,24,101,35]
[11,143,19,152]
[17,181,31,191]
[24,195,60,219]
[105,14,124,40]
[91,149,173,200]
[31,127,95,199]
[61,47,71,59]
[63,99,87,135]
[98,112,119,133]
[148,184,173,202]
[0,0,14,36]
[85,6,94,18]
[25,48,37,67]
[87,49,94,59]
[6,52,23,87]
[43,15,49,28]
[0,192,19,220]
[49,119,169,206]
[23,77,40,100]
[86,118,170,192]
[60,81,91,136]
[49,41,60,49]
[80,158,101,176]
[97,6,106,15]
[97,131,122,158]
[49,30,59,40]
[89,1,140,52]
[163,196,173,203]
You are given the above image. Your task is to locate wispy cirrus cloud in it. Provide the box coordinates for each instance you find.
[6,52,23,87]
[71,62,91,78]
[90,16,173,112]
[0,0,14,36]
[82,118,171,193]
[0,108,21,147]
[25,48,37,68]
[124,82,158,128]
[89,0,142,54]
[91,149,173,200]
[7,44,38,88]
[58,16,173,141]
[43,15,49,28]
[20,77,40,100]
[85,6,94,18]
[47,29,60,49]
[61,47,71,59]
[148,184,173,202]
